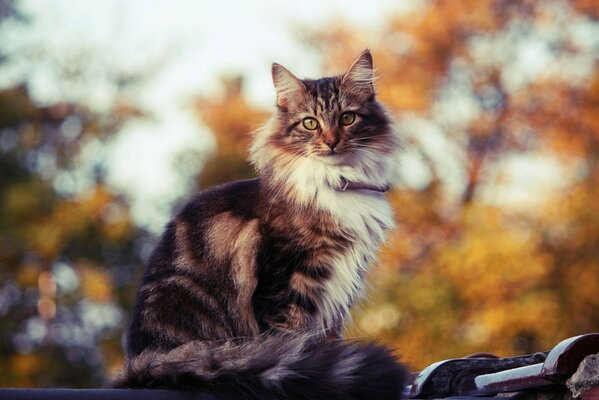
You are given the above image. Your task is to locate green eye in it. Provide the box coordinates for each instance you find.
[302,117,319,130]
[340,112,356,126]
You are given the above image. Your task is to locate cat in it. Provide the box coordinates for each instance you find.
[115,49,408,400]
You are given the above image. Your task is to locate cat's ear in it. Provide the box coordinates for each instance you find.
[342,49,375,99]
[272,63,305,110]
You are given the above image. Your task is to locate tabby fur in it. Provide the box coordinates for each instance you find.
[117,50,407,400]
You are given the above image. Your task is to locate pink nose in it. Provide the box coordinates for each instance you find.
[323,132,340,150]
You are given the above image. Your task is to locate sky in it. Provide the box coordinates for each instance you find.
[0,0,413,231]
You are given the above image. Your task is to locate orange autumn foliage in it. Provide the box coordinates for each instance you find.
[197,0,599,370]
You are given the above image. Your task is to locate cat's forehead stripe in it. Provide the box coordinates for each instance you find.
[302,77,341,116]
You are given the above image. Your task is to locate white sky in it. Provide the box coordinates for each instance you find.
[1,0,411,231]
[2,0,597,232]
[4,0,411,108]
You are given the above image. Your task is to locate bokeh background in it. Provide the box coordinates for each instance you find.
[1,0,599,388]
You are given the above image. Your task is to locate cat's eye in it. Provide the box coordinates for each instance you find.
[302,117,319,130]
[340,112,356,126]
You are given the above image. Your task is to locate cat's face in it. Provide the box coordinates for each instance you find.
[269,51,395,165]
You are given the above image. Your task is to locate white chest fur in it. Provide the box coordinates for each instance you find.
[320,189,394,329]
[284,156,396,331]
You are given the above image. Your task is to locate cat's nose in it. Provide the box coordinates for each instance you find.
[323,131,340,151]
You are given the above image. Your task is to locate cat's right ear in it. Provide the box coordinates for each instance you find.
[272,63,305,111]
[342,49,375,100]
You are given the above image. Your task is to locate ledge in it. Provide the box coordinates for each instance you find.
[3,334,598,400]
[0,389,218,400]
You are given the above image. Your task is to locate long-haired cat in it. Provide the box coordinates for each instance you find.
[116,50,407,400]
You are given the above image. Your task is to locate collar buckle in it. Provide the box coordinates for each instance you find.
[340,177,350,191]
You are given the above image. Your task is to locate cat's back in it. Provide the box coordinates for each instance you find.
[179,177,261,222]
[127,178,263,355]
[141,177,262,299]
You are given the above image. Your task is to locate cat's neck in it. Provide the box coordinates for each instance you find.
[258,155,395,242]
[261,155,393,206]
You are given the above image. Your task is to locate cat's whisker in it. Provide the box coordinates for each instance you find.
[349,135,381,140]
[352,144,384,151]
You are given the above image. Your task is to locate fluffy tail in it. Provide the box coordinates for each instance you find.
[114,334,408,400]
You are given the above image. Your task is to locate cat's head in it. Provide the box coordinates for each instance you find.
[250,50,400,190]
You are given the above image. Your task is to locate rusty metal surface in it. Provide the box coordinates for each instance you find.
[469,363,554,396]
[408,333,599,399]
[541,334,599,380]
[583,387,599,400]
[408,352,547,398]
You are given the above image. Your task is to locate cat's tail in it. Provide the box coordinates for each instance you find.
[114,334,408,400]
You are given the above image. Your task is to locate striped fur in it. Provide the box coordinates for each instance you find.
[118,334,406,400]
[119,50,406,399]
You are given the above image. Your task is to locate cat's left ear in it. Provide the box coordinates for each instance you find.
[272,63,305,111]
[342,49,375,99]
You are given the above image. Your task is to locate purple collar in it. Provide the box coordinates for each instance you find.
[337,177,390,193]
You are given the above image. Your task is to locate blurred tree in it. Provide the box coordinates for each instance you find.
[0,0,153,384]
[0,0,17,22]
[306,0,599,369]
[194,76,267,189]
[187,0,599,371]
[0,84,146,387]
[0,0,176,386]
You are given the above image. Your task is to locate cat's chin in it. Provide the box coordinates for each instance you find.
[314,153,351,166]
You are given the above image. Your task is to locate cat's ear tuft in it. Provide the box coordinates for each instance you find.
[342,49,375,98]
[272,63,305,110]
